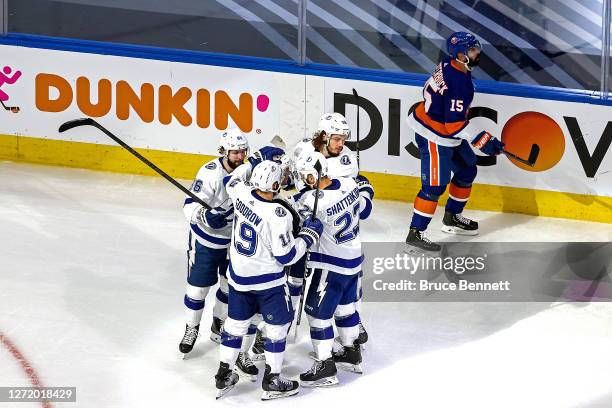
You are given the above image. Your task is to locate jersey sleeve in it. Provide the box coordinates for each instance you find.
[182,164,218,222]
[269,206,308,266]
[225,162,253,202]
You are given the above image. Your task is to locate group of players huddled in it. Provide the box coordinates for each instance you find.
[180,112,371,400]
[177,31,505,401]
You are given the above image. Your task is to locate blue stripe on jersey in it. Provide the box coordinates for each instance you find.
[190,224,231,245]
[275,246,297,265]
[228,262,285,285]
[359,196,372,220]
[309,252,364,268]
[324,179,341,190]
[291,187,310,203]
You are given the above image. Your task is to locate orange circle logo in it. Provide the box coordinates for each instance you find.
[501,111,565,172]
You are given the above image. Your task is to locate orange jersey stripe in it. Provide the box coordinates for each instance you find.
[449,183,472,200]
[428,141,439,186]
[414,196,439,215]
[414,102,467,136]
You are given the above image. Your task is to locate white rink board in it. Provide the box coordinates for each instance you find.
[324,77,612,197]
[2,44,612,197]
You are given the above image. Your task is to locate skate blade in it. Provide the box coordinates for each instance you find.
[210,333,221,344]
[441,225,478,236]
[336,362,363,374]
[261,387,299,400]
[215,384,236,400]
[403,245,441,257]
[234,367,258,382]
[249,352,266,362]
[300,376,339,388]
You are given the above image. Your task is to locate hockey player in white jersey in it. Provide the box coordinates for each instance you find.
[293,152,374,387]
[215,158,324,400]
[179,129,248,356]
[291,112,358,180]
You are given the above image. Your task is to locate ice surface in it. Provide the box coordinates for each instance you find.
[1,162,611,407]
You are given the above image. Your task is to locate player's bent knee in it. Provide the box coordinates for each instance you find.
[420,184,447,201]
[334,302,356,318]
[223,317,251,336]
[186,284,210,300]
[307,315,332,329]
[453,165,477,185]
[265,322,290,341]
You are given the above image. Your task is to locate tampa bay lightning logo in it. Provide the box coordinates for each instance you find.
[229,179,239,188]
[205,162,217,170]
[275,207,287,217]
[316,190,324,199]
[340,155,351,165]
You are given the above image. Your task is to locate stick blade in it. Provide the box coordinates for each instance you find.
[59,118,95,133]
[527,144,540,166]
[270,135,286,149]
[352,88,359,98]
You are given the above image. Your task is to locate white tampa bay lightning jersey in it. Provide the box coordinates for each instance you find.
[226,166,309,292]
[293,177,368,276]
[183,157,233,249]
[292,138,358,178]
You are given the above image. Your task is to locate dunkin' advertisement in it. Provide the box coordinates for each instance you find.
[0,44,281,155]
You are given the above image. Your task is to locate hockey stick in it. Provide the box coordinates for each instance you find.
[0,100,20,113]
[352,88,360,168]
[294,159,323,338]
[58,118,212,209]
[503,144,540,167]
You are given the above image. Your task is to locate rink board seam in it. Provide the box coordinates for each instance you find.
[1,134,611,224]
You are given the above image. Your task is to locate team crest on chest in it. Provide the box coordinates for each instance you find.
[205,162,217,170]
[275,207,287,217]
[340,155,351,165]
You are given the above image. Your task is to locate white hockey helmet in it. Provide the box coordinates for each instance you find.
[317,112,351,141]
[250,160,283,194]
[219,128,249,156]
[293,151,328,188]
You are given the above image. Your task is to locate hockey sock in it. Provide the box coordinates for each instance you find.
[335,311,360,347]
[263,338,287,374]
[212,276,229,321]
[184,284,209,327]
[445,182,472,214]
[410,190,440,231]
[220,330,243,370]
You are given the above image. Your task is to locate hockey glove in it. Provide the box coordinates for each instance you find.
[196,206,233,229]
[356,174,374,200]
[471,131,504,156]
[299,217,324,248]
[248,146,285,168]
